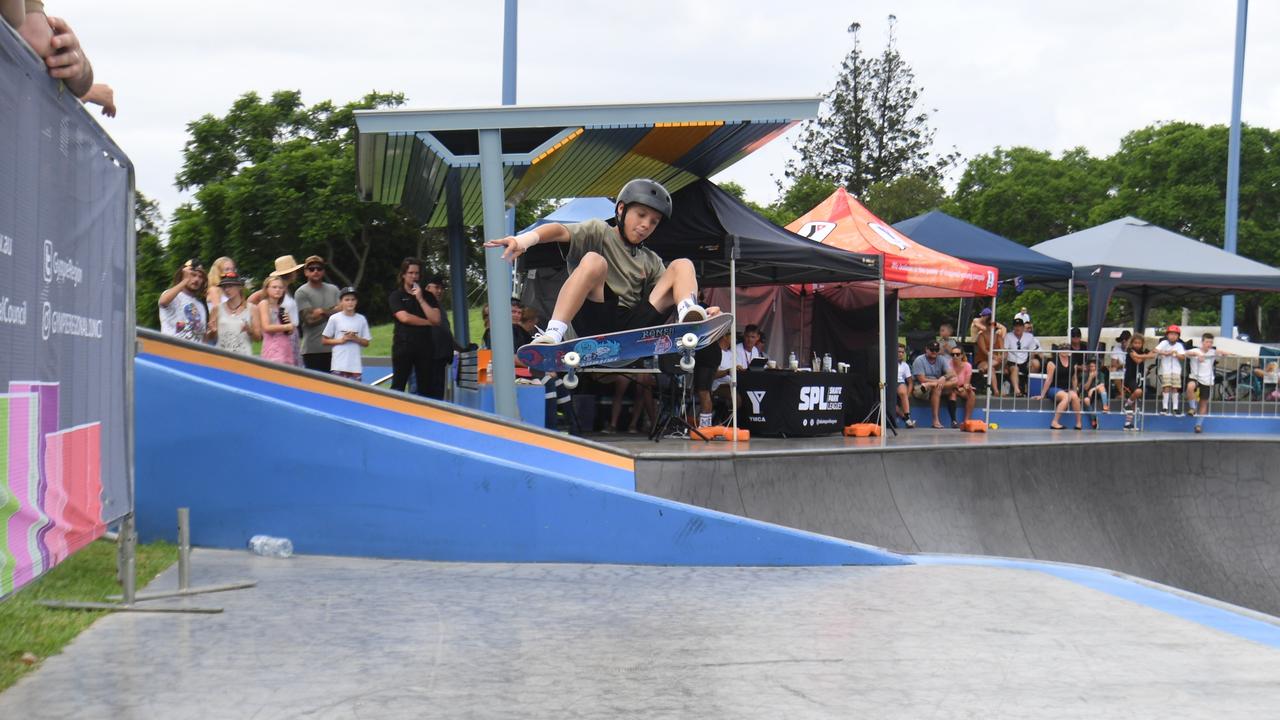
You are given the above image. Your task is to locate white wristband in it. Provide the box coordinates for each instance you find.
[516,231,540,250]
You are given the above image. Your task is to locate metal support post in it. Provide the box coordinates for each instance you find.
[479,128,519,419]
[1222,0,1248,338]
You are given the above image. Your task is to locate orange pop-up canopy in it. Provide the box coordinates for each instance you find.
[787,188,999,297]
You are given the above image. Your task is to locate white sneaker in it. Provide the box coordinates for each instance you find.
[531,332,560,346]
[678,303,707,323]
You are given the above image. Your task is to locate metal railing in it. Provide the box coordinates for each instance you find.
[976,345,1280,428]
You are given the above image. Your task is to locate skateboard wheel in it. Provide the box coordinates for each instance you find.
[679,354,696,372]
[679,332,698,350]
[563,351,581,369]
[562,373,579,390]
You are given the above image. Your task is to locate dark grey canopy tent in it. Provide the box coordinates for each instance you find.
[646,179,882,286]
[1031,216,1280,346]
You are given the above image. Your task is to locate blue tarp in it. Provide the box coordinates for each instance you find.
[894,210,1073,282]
[520,197,617,232]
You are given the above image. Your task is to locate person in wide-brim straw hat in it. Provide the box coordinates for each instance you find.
[249,254,305,364]
[269,254,304,278]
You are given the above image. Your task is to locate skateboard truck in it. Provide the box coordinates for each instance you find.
[677,332,698,373]
[562,351,581,390]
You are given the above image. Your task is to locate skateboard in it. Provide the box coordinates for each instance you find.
[517,313,734,390]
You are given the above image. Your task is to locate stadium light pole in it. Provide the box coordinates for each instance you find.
[1221,0,1248,338]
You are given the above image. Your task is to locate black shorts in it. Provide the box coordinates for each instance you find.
[573,285,668,338]
[692,343,723,392]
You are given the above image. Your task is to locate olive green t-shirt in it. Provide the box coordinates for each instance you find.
[565,219,665,310]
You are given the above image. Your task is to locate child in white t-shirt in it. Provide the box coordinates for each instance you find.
[1154,325,1186,415]
[1184,332,1229,432]
[321,287,372,381]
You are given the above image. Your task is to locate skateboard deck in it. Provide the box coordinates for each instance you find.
[517,313,734,373]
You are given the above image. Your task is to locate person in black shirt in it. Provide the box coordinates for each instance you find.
[388,257,441,397]
[1122,333,1155,430]
[1038,346,1082,430]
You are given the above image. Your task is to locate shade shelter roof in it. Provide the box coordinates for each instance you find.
[644,180,881,287]
[786,189,998,297]
[1031,216,1280,299]
[1032,216,1280,348]
[894,210,1073,283]
[354,98,818,226]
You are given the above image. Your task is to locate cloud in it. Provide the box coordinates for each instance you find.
[54,0,1278,221]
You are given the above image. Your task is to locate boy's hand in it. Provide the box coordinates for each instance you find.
[706,306,723,318]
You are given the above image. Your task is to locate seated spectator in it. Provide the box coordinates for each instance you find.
[911,341,956,429]
[735,324,764,370]
[480,305,491,349]
[158,259,209,344]
[895,344,915,428]
[1039,346,1082,430]
[1255,361,1280,401]
[207,271,257,355]
[1003,318,1039,397]
[947,347,975,427]
[937,323,959,353]
[1080,356,1108,429]
[971,308,1006,393]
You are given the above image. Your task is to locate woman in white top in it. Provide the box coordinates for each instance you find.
[207,272,259,355]
[205,256,238,309]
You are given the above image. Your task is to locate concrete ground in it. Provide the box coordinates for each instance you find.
[3,549,1279,719]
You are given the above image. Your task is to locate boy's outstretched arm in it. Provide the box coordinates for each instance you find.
[485,223,571,262]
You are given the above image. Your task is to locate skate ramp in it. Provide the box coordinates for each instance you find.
[637,438,1280,614]
[134,333,905,567]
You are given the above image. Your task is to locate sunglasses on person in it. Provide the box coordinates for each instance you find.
[305,265,324,272]
[951,352,964,358]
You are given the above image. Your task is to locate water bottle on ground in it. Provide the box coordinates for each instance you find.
[788,351,798,370]
[248,535,293,558]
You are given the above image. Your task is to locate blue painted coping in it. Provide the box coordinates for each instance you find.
[138,351,630,491]
[916,554,1280,650]
[984,409,1280,434]
[135,358,908,567]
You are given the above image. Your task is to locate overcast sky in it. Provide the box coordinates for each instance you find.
[52,0,1279,225]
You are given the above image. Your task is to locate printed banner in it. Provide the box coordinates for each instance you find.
[0,27,131,599]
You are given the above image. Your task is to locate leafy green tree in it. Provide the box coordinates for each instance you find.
[863,173,945,223]
[1094,122,1280,337]
[134,191,170,329]
[791,16,955,197]
[166,90,425,324]
[946,146,1115,245]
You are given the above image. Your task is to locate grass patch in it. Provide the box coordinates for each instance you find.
[0,539,176,692]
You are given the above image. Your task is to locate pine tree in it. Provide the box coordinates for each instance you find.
[790,16,954,197]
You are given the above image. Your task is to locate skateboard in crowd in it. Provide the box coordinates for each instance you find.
[516,313,734,389]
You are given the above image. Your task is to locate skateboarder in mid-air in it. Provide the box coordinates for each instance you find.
[485,179,720,346]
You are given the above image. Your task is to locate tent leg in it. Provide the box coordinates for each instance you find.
[985,293,997,424]
[878,278,887,443]
[730,256,738,446]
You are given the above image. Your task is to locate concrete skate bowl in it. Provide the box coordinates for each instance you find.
[637,438,1280,615]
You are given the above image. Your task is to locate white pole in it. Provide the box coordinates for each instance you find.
[878,278,887,443]
[730,256,739,445]
[985,291,997,424]
[1066,279,1074,335]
